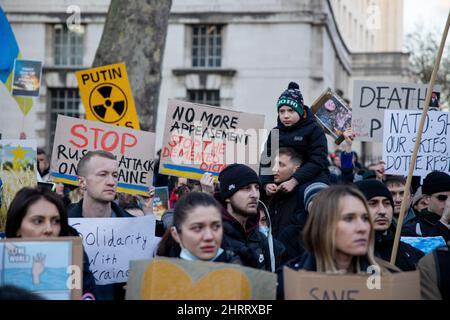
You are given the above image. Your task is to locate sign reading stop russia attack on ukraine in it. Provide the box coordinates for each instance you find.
[49,115,155,195]
[75,63,140,130]
[382,110,450,178]
[160,100,265,181]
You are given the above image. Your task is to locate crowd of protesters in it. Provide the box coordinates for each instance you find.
[1,82,449,300]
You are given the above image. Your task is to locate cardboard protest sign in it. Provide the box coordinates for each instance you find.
[75,63,140,129]
[382,110,450,178]
[401,236,447,254]
[11,59,42,98]
[0,140,37,231]
[0,237,83,300]
[311,89,352,145]
[126,257,277,300]
[50,115,155,195]
[160,99,265,180]
[352,80,440,141]
[153,186,169,220]
[69,216,157,285]
[284,268,420,300]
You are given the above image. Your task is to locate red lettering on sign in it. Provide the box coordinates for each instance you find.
[101,131,119,152]
[69,124,88,148]
[121,133,137,155]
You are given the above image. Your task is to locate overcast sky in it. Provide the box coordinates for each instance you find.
[403,0,450,37]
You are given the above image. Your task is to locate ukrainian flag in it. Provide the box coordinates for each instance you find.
[0,6,33,115]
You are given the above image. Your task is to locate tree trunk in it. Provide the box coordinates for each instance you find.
[93,0,172,131]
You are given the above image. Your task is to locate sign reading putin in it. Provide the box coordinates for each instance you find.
[75,63,140,129]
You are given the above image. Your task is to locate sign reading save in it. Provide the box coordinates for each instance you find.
[75,63,140,129]
[49,115,155,195]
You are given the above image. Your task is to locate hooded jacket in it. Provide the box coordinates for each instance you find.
[260,107,329,186]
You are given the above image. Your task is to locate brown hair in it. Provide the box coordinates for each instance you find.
[303,185,378,273]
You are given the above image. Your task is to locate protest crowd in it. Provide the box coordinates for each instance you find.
[0,76,449,301]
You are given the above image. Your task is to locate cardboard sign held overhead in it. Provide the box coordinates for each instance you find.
[75,63,140,129]
[160,99,265,180]
[284,268,420,300]
[126,257,277,300]
[0,237,83,300]
[11,59,42,98]
[311,89,352,145]
[351,80,440,142]
[49,115,155,195]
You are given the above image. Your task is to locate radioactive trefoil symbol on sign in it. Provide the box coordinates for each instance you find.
[89,83,128,123]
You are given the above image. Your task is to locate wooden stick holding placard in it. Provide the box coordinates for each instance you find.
[390,11,450,265]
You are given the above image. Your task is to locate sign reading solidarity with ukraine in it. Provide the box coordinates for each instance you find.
[160,100,265,180]
[351,80,440,142]
[50,115,155,195]
[69,216,157,285]
[75,63,140,129]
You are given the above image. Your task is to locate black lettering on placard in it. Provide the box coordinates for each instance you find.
[58,162,77,175]
[370,119,381,138]
[360,87,375,108]
[437,113,450,135]
[402,87,415,109]
[200,112,239,130]
[376,86,389,109]
[387,88,402,109]
[81,67,122,85]
[172,106,195,122]
[309,288,360,300]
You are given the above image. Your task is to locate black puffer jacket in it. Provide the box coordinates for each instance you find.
[260,108,329,186]
[374,226,424,271]
[220,206,286,272]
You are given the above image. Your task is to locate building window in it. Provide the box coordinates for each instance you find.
[191,25,222,68]
[48,88,81,144]
[188,90,220,106]
[53,24,84,66]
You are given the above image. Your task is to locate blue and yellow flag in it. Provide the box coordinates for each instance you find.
[0,6,33,115]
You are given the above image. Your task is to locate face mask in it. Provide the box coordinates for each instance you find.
[259,225,270,238]
[179,246,224,262]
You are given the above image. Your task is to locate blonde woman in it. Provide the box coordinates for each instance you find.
[277,185,397,298]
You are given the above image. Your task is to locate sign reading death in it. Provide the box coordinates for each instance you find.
[50,115,155,195]
[351,80,440,142]
[75,63,140,129]
[160,100,265,180]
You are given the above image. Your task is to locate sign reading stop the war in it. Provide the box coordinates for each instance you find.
[75,63,140,129]
[50,115,155,195]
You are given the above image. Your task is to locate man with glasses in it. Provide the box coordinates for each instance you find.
[418,171,450,242]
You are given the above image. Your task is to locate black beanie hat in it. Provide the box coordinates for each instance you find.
[218,164,261,201]
[422,171,450,195]
[354,180,394,210]
[277,82,305,117]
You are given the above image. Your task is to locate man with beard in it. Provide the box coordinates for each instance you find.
[355,179,424,271]
[218,164,285,271]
